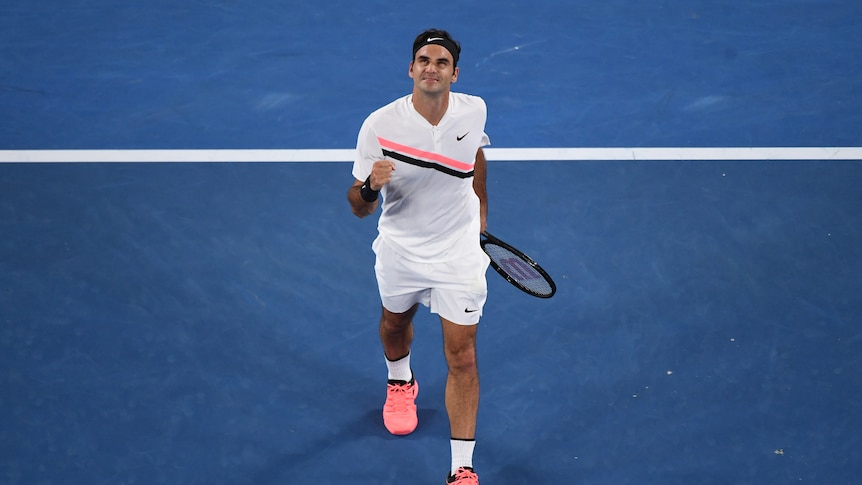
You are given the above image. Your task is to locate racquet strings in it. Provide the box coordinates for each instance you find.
[483,242,555,296]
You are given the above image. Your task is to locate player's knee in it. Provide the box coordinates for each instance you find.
[381,314,411,334]
[445,345,478,375]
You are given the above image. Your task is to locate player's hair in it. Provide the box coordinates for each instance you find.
[412,29,461,67]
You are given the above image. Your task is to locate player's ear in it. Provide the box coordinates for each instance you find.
[451,66,459,83]
[408,61,415,78]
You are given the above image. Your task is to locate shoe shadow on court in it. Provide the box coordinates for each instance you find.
[251,378,446,483]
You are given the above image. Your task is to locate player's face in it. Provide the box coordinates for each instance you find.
[409,44,458,95]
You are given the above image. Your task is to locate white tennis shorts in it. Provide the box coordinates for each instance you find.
[373,236,490,325]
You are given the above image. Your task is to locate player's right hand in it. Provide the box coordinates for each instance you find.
[369,160,396,191]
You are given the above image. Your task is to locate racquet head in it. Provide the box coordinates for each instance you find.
[481,232,556,298]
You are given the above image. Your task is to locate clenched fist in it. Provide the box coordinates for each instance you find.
[369,159,396,191]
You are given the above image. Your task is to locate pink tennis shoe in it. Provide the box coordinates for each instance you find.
[383,379,418,435]
[447,467,479,484]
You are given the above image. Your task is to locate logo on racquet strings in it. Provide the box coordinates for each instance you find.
[498,257,541,280]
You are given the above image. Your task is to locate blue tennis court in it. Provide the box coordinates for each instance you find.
[2,1,861,484]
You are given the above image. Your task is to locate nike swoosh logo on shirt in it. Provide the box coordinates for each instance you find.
[457,132,470,141]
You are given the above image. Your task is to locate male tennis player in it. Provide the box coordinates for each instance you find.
[347,29,490,485]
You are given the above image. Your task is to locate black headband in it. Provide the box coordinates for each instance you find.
[413,36,460,65]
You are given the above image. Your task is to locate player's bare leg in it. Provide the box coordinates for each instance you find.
[380,304,420,435]
[441,317,479,437]
[380,304,418,362]
[441,317,480,482]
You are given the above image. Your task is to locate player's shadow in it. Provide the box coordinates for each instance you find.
[251,396,445,483]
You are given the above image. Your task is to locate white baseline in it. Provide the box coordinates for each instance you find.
[1,147,861,163]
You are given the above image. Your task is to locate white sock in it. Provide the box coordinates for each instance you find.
[385,352,412,382]
[450,438,475,474]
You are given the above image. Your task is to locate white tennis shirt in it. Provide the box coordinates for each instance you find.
[353,92,490,262]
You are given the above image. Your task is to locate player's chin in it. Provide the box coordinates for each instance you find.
[420,80,447,92]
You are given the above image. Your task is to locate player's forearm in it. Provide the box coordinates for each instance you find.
[348,182,379,218]
[473,148,488,232]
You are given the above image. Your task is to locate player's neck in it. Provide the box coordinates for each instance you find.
[411,90,450,126]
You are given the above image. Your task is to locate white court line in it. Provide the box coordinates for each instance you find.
[1,147,861,163]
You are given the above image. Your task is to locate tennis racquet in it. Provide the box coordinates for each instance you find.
[481,231,556,298]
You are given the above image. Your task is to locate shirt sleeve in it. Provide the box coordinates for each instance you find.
[477,97,490,147]
[352,117,382,181]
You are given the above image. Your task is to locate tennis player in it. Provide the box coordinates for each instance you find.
[347,29,490,485]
